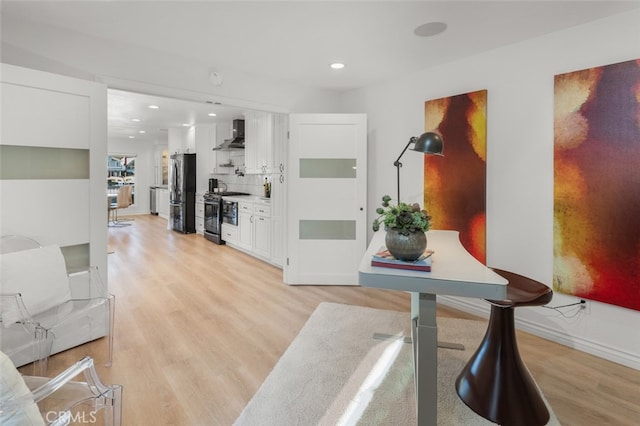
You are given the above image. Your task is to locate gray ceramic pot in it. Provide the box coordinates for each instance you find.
[385,229,427,261]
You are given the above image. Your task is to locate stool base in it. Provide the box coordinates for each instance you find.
[455,305,550,426]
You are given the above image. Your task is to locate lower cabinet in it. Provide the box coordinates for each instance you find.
[270,216,283,267]
[238,209,253,251]
[157,188,169,219]
[195,199,205,234]
[226,200,273,262]
[253,213,271,259]
[221,223,238,245]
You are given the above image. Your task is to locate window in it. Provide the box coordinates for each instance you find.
[107,155,136,205]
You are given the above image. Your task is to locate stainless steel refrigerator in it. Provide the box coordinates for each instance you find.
[169,153,196,233]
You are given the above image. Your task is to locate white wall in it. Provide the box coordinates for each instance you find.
[108,138,156,216]
[341,10,640,369]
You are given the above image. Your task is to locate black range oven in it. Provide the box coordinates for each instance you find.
[203,191,248,244]
[203,193,223,244]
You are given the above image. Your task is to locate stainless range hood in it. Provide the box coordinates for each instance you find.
[213,119,245,151]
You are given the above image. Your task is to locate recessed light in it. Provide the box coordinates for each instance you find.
[208,113,217,117]
[131,118,141,122]
[330,62,345,70]
[128,136,135,139]
[139,130,146,134]
[414,22,447,37]
[182,123,191,127]
[148,105,159,109]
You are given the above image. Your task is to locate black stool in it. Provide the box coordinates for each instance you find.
[455,268,553,426]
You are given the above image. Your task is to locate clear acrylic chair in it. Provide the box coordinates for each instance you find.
[0,235,115,375]
[0,350,122,426]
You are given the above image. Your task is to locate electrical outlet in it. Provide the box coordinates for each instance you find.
[580,299,591,315]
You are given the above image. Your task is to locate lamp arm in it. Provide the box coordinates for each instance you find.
[393,137,417,202]
[393,137,417,167]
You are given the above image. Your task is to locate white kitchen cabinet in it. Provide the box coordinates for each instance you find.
[271,214,283,266]
[244,112,275,174]
[244,113,259,174]
[221,223,238,245]
[238,210,253,251]
[226,199,273,261]
[238,201,253,215]
[269,115,288,267]
[168,127,195,155]
[157,188,169,219]
[195,198,205,234]
[252,204,271,259]
[271,113,287,174]
[270,174,285,267]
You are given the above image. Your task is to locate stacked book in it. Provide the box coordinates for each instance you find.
[371,247,434,271]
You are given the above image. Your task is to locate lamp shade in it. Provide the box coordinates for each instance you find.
[412,132,444,156]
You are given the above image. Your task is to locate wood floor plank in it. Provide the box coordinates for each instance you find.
[32,215,640,425]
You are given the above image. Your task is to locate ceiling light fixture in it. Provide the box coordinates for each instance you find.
[208,113,217,117]
[128,136,135,139]
[330,62,345,70]
[414,22,447,37]
[139,130,146,134]
[131,118,141,122]
[148,105,159,109]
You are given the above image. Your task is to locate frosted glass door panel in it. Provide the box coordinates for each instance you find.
[299,159,357,178]
[0,146,89,179]
[299,220,356,240]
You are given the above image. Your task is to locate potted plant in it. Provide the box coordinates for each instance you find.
[372,195,432,261]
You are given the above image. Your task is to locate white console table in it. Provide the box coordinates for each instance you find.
[358,230,507,426]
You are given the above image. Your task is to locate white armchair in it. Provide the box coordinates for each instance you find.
[0,350,122,426]
[0,236,114,375]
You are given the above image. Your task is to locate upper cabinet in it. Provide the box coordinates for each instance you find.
[244,112,276,174]
[168,127,196,154]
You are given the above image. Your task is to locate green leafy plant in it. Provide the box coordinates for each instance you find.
[372,195,431,235]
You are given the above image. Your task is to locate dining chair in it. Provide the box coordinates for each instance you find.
[108,185,133,227]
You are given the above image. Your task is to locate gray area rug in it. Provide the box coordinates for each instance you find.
[235,302,559,425]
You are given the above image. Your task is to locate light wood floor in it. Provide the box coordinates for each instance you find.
[41,215,639,425]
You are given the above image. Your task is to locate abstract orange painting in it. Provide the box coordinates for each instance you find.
[424,90,487,263]
[554,59,640,311]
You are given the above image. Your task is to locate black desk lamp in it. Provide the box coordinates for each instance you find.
[393,132,444,202]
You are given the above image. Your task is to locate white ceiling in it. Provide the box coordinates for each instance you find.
[107,89,247,144]
[3,1,639,143]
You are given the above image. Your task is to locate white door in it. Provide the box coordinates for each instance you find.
[285,113,367,285]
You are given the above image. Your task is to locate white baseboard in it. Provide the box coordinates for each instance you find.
[438,296,640,371]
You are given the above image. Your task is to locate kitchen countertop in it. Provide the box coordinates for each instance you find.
[222,194,271,204]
